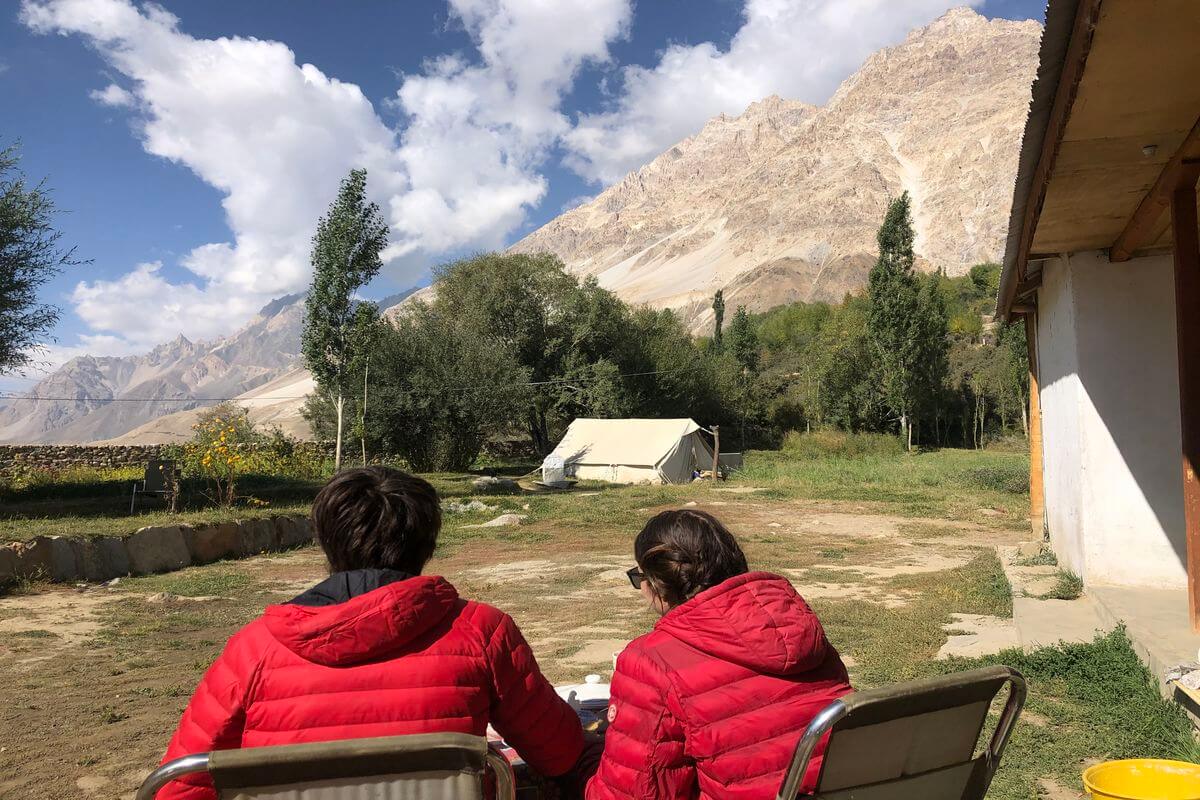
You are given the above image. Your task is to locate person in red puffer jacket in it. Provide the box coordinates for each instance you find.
[586,510,852,800]
[155,467,583,800]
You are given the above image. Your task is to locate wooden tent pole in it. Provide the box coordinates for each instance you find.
[712,426,720,482]
[1170,162,1200,631]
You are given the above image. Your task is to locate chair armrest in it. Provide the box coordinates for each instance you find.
[136,753,211,800]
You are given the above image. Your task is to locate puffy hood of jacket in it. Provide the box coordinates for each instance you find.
[654,571,830,676]
[263,570,459,666]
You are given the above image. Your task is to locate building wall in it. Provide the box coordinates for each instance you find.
[1036,250,1187,588]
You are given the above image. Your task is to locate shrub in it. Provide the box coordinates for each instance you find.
[251,426,329,480]
[180,402,259,506]
[1040,569,1083,600]
[960,462,1030,494]
[780,430,906,459]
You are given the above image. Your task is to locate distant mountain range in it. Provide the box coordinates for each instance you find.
[0,295,307,444]
[0,7,1040,444]
[511,7,1039,332]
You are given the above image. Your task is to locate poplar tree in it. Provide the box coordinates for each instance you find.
[727,305,760,373]
[915,272,950,445]
[711,289,726,351]
[867,192,922,449]
[302,169,388,470]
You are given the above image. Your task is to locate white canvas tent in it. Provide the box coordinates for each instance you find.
[546,418,714,485]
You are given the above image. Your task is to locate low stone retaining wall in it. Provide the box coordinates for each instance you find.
[0,515,313,585]
[0,443,338,474]
[0,444,168,473]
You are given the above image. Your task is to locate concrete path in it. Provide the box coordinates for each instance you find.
[940,543,1111,659]
[1090,585,1200,686]
[1000,544,1112,649]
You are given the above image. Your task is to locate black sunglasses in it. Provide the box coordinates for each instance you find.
[626,566,645,589]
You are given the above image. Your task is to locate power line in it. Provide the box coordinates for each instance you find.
[0,366,702,404]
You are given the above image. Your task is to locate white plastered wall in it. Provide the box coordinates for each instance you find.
[1035,250,1187,588]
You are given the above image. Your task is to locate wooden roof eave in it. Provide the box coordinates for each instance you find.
[996,0,1103,322]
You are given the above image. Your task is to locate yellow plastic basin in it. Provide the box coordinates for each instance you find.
[1084,759,1200,800]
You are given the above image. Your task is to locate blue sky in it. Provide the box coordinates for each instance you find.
[1,0,1046,389]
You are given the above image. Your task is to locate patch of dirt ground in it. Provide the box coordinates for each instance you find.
[0,497,1025,799]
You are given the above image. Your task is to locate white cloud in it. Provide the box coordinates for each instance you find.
[19,0,630,366]
[0,61,9,76]
[563,0,980,184]
[89,82,133,106]
[70,261,266,350]
[388,0,630,255]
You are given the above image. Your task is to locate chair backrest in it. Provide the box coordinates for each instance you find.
[143,460,175,493]
[776,665,1025,800]
[136,733,515,800]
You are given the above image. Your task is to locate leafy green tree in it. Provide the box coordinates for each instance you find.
[0,144,81,374]
[867,192,923,449]
[433,252,577,454]
[366,303,528,471]
[915,272,950,445]
[997,321,1030,435]
[727,305,760,373]
[302,169,388,469]
[818,296,886,431]
[711,289,726,351]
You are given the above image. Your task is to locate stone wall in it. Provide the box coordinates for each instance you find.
[0,514,313,586]
[0,442,337,475]
[0,445,168,473]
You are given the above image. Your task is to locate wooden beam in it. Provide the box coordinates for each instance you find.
[1001,0,1103,320]
[1026,314,1045,540]
[1112,118,1200,262]
[1015,273,1043,300]
[1170,166,1200,631]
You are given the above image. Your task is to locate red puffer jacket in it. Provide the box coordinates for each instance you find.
[586,572,851,800]
[156,570,583,800]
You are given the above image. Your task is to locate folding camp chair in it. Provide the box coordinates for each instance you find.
[776,665,1026,800]
[130,460,178,514]
[136,733,516,800]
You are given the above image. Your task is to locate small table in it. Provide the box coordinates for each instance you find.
[487,678,612,798]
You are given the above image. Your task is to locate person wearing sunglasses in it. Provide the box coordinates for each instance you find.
[588,509,852,800]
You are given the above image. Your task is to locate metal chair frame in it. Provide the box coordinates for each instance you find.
[775,666,1027,800]
[136,740,517,800]
[130,459,178,515]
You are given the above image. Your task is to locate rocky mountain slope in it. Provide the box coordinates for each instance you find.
[511,7,1040,330]
[0,295,305,444]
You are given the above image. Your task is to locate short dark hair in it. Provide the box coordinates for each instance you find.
[634,509,749,607]
[311,466,442,575]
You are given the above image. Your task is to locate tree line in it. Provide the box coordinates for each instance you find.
[748,193,1028,451]
[302,174,1029,471]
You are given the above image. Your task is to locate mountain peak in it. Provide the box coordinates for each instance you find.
[512,10,1039,331]
[255,291,306,319]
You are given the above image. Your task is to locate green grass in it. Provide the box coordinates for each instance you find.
[1039,569,1084,601]
[936,629,1200,798]
[121,562,258,597]
[738,446,1030,525]
[0,502,312,542]
[1015,548,1058,567]
[777,430,905,458]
